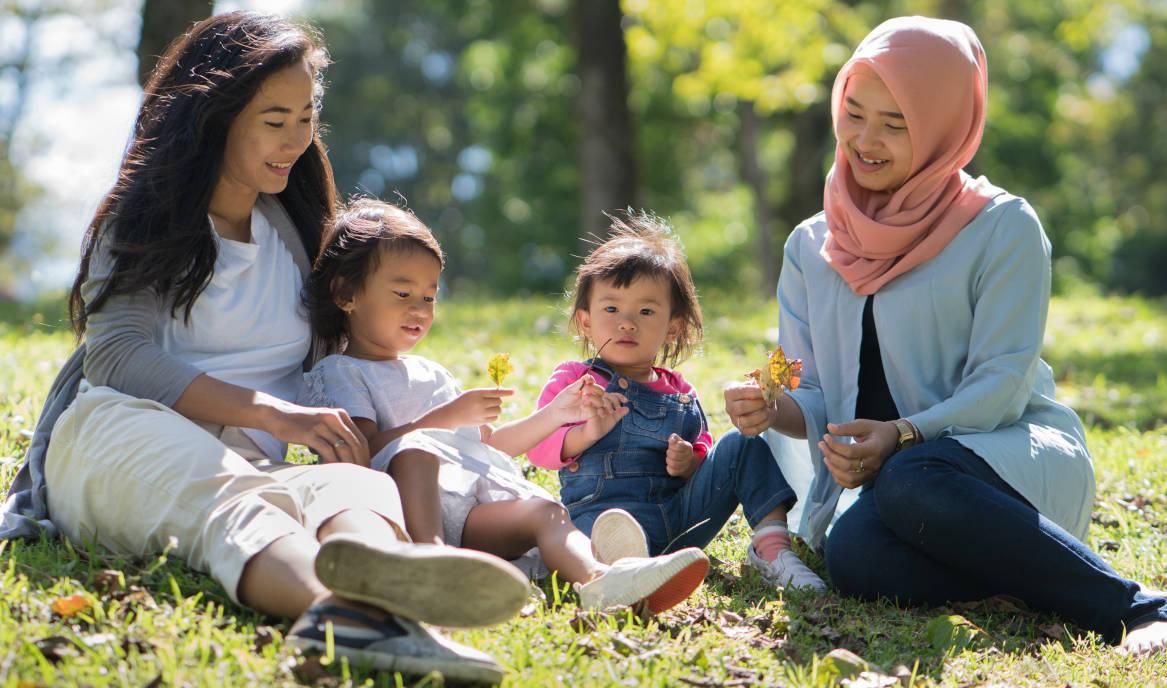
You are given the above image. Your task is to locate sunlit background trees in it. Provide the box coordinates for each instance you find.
[1,0,1163,299]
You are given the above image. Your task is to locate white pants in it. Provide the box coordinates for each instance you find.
[45,384,405,604]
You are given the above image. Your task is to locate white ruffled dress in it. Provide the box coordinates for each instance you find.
[302,354,549,578]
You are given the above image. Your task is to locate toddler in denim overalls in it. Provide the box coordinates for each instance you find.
[527,213,827,593]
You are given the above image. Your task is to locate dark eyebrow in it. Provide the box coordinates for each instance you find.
[259,102,315,115]
[845,96,904,120]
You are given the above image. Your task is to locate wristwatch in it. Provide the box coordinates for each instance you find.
[891,418,919,453]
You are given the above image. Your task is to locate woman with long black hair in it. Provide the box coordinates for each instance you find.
[0,12,526,682]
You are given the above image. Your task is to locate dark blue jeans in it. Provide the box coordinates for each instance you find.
[569,430,795,555]
[825,438,1167,643]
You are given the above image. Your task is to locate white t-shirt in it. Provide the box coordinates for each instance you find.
[158,205,311,459]
[302,354,479,443]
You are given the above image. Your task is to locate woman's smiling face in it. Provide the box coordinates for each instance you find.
[218,58,318,199]
[837,71,913,192]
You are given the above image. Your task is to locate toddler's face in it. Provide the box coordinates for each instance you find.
[340,248,441,360]
[576,276,680,371]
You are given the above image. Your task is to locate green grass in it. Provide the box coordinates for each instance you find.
[1,292,1166,687]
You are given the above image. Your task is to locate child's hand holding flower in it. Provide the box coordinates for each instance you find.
[546,374,626,425]
[665,433,697,478]
[431,388,515,428]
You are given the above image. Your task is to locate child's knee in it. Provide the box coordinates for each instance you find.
[387,449,439,477]
[529,497,570,523]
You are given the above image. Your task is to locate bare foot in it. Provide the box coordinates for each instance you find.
[1119,620,1167,657]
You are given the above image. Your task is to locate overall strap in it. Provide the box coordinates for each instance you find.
[692,394,710,436]
[582,357,617,380]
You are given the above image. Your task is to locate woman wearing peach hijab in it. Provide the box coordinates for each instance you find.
[724,16,1167,655]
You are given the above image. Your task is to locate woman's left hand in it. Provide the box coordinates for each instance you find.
[818,419,899,488]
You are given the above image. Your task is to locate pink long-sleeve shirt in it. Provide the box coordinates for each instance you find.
[527,361,714,469]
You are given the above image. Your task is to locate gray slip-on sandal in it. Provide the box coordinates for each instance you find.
[288,603,505,684]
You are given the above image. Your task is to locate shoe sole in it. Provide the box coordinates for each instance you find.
[644,556,709,614]
[591,509,649,564]
[316,536,529,628]
[288,636,504,684]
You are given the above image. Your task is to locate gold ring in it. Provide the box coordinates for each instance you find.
[858,458,865,471]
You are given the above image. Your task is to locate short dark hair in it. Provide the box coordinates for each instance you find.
[569,211,703,367]
[304,198,443,354]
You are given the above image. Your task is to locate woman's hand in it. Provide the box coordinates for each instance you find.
[818,419,899,489]
[723,382,778,436]
[264,401,371,466]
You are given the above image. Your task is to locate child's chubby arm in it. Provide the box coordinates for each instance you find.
[356,388,515,459]
[486,374,621,457]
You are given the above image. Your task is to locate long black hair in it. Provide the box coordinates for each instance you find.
[69,11,335,335]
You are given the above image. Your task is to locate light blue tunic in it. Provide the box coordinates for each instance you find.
[776,193,1094,550]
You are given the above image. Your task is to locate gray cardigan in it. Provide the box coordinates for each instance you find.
[0,195,319,539]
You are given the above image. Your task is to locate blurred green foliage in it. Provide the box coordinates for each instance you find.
[308,0,1167,297]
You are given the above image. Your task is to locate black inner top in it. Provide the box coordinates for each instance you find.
[854,295,900,422]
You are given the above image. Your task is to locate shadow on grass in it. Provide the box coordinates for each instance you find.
[691,548,1106,686]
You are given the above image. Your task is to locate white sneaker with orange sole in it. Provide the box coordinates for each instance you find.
[577,547,708,614]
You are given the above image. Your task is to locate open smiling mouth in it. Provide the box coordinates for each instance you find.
[853,150,890,170]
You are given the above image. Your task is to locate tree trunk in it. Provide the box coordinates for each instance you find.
[739,100,832,297]
[775,101,832,246]
[737,101,779,296]
[137,0,211,86]
[574,0,637,242]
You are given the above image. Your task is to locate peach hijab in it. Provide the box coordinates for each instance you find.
[822,16,1003,295]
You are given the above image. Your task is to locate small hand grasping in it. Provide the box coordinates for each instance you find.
[579,337,614,393]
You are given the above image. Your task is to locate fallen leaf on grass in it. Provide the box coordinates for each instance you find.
[33,636,79,664]
[823,648,883,679]
[925,614,990,652]
[953,595,1027,615]
[120,637,153,655]
[90,569,125,594]
[610,633,643,655]
[50,594,91,617]
[718,610,743,625]
[726,665,758,678]
[293,654,338,687]
[1040,623,1067,640]
[707,556,741,585]
[112,586,157,611]
[254,626,277,652]
[574,636,603,657]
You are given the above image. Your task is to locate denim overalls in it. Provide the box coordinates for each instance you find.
[559,358,796,555]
